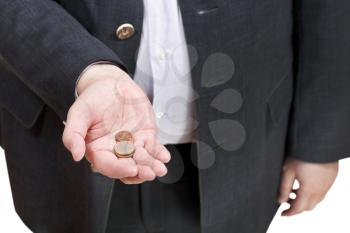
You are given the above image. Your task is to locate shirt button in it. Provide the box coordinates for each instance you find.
[156,112,165,119]
[158,49,168,61]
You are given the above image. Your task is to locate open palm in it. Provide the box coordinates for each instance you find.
[62,65,170,184]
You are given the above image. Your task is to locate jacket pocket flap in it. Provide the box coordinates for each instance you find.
[266,70,293,126]
[0,67,45,128]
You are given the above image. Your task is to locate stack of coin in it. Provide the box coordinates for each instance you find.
[115,130,134,143]
[114,131,135,158]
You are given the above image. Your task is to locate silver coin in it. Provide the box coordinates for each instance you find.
[114,141,135,158]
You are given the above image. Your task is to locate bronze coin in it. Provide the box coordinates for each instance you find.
[115,130,133,142]
[114,141,135,158]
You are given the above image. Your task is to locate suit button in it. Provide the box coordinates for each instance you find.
[116,23,135,40]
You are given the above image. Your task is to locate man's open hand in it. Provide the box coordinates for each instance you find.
[62,64,170,184]
[277,158,338,216]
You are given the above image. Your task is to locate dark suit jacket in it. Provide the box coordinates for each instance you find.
[1,0,350,233]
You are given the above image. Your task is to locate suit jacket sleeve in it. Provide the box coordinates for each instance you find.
[287,0,350,163]
[0,0,128,121]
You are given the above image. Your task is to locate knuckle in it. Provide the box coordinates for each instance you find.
[133,152,148,163]
[147,142,158,153]
[282,163,292,172]
[282,165,288,171]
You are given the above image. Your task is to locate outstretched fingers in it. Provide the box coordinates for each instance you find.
[134,131,171,163]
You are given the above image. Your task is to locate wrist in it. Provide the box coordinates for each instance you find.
[76,64,130,96]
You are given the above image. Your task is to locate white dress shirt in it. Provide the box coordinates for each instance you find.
[133,0,197,144]
[74,0,196,144]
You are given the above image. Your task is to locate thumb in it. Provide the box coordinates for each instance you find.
[277,167,296,204]
[62,100,92,161]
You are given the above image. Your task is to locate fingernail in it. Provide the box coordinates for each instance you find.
[158,165,168,177]
[71,142,82,161]
[162,153,171,163]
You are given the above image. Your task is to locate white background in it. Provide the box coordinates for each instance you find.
[0,148,349,233]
